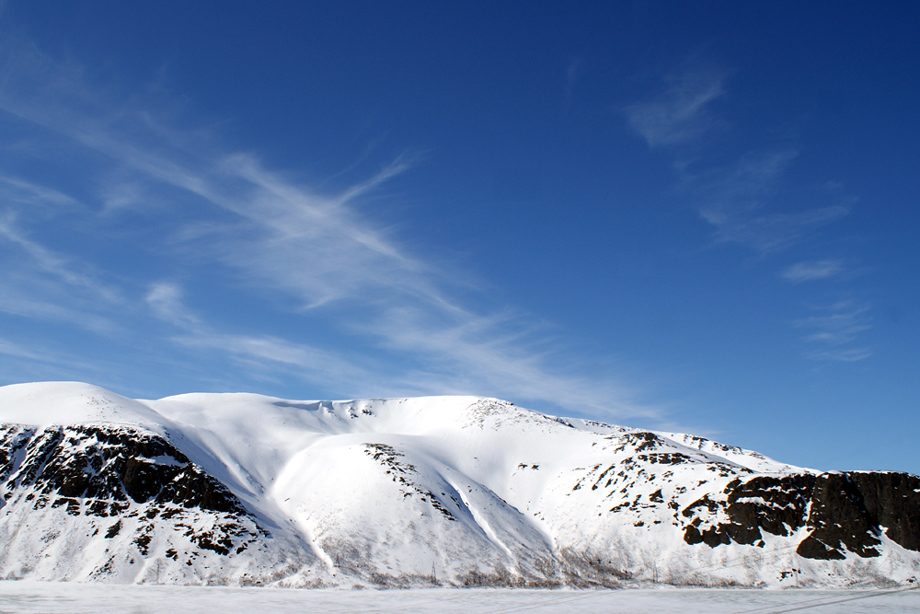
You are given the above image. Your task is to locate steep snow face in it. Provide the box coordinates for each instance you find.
[1,382,919,588]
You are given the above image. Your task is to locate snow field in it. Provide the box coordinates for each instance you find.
[0,583,918,614]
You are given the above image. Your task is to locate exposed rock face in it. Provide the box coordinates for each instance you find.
[0,424,312,584]
[681,471,920,561]
[1,425,244,518]
[848,472,920,551]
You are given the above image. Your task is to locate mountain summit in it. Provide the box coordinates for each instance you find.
[1,382,917,587]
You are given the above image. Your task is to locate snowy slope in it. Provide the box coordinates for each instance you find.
[1,382,918,588]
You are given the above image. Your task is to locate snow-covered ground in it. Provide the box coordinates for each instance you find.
[0,582,918,614]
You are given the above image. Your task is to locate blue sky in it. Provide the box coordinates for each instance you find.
[0,2,918,474]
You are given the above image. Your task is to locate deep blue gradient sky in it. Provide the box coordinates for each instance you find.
[1,2,918,473]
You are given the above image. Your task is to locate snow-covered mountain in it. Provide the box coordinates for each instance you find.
[1,381,917,588]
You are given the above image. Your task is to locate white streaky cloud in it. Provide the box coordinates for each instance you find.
[145,282,200,327]
[99,179,146,214]
[0,175,77,207]
[625,65,726,148]
[627,60,869,367]
[172,331,381,395]
[705,205,851,253]
[0,284,116,333]
[782,259,845,283]
[142,280,415,397]
[795,301,871,345]
[0,211,123,304]
[805,347,873,362]
[795,301,872,361]
[0,80,429,311]
[0,336,58,362]
[0,38,653,421]
[0,334,120,386]
[142,282,352,377]
[0,212,121,334]
[690,150,851,253]
[203,153,442,310]
[691,149,799,218]
[75,123,648,412]
[365,305,655,418]
[146,281,655,418]
[179,154,647,414]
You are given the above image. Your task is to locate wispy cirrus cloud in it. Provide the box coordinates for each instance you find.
[0,212,122,303]
[782,259,845,283]
[702,203,851,253]
[625,65,726,148]
[627,60,869,363]
[142,281,385,396]
[690,150,851,253]
[0,175,77,208]
[795,301,872,362]
[0,210,123,334]
[145,282,200,328]
[0,284,115,333]
[0,39,653,419]
[627,69,853,257]
[0,336,60,363]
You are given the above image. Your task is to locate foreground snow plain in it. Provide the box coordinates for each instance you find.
[0,582,918,614]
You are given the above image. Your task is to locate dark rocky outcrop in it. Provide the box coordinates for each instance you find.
[681,470,920,560]
[847,471,920,551]
[0,423,263,559]
[1,424,245,515]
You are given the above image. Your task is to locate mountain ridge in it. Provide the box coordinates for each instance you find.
[1,381,917,588]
